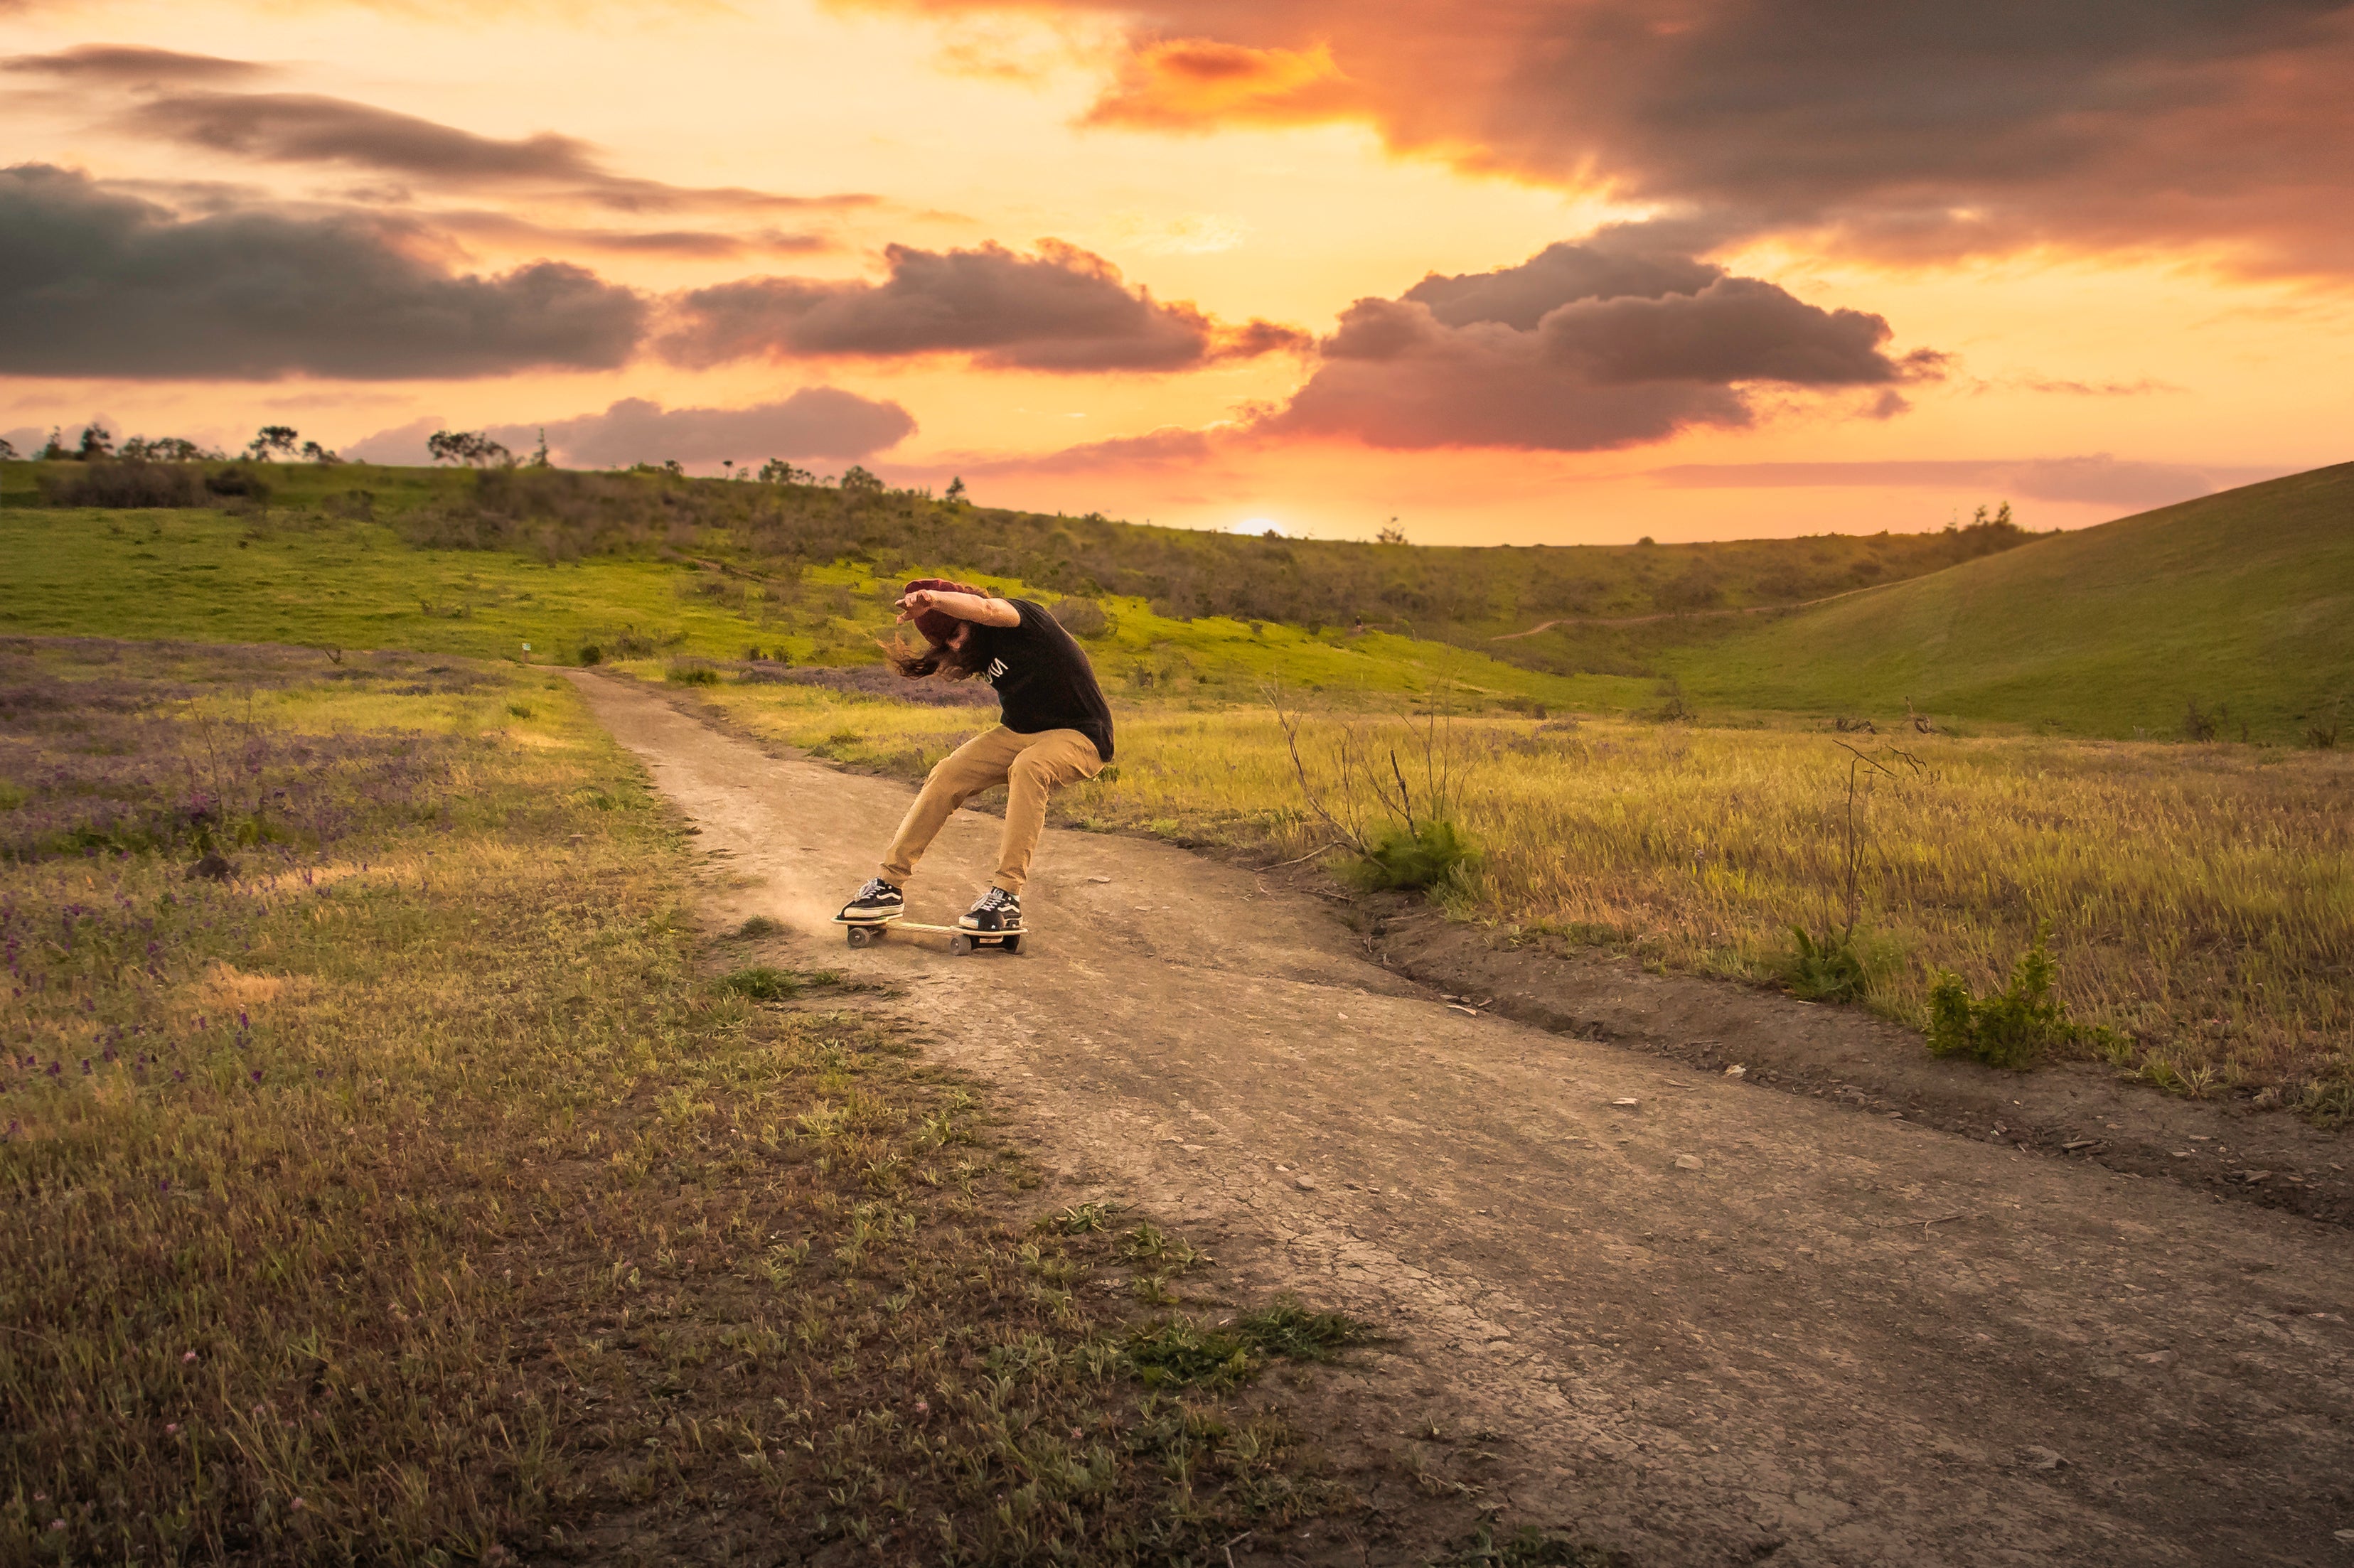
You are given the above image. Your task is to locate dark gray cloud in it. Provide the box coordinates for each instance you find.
[1404,234,1723,330]
[1268,238,1937,451]
[660,240,1309,372]
[1645,456,2289,509]
[874,0,2354,274]
[0,163,645,379]
[2,44,269,85]
[124,91,604,181]
[116,90,880,215]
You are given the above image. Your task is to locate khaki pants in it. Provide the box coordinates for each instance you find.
[880,726,1103,896]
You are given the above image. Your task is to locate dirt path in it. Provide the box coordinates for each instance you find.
[569,673,2352,1568]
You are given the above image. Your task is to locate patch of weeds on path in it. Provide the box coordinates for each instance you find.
[1430,1518,1628,1566]
[715,961,845,1000]
[0,638,1382,1565]
[1126,1299,1372,1392]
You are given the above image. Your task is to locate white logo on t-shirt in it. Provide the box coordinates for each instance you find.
[985,657,1008,680]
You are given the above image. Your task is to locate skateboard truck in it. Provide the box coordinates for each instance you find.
[833,913,1021,956]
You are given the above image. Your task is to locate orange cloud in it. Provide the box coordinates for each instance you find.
[862,0,2354,279]
[1082,37,1361,132]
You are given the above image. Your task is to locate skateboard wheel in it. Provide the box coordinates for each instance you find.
[845,924,875,949]
[949,933,975,957]
[1000,933,1022,955]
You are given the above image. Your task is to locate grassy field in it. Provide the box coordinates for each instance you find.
[6,465,2346,1122]
[690,680,2354,1116]
[0,500,1644,712]
[0,639,1384,1562]
[1674,463,2354,740]
[1,454,2038,665]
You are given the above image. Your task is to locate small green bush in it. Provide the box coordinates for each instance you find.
[1781,926,1868,1003]
[202,464,272,502]
[665,662,721,686]
[1050,596,1111,637]
[1926,931,2078,1069]
[1124,1297,1366,1390]
[719,965,800,1001]
[577,644,603,666]
[1340,818,1480,891]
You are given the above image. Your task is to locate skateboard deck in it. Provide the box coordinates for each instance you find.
[833,913,1022,955]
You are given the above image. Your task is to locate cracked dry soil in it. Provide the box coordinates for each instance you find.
[570,672,2353,1568]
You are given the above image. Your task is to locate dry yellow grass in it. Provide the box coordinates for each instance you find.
[697,682,2354,1107]
[1,642,1366,1561]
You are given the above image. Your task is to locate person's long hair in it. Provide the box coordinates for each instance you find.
[882,629,988,680]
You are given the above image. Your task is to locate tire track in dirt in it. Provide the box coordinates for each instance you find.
[570,672,2353,1568]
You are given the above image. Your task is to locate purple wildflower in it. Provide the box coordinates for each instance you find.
[249,1069,262,1084]
[80,1058,91,1075]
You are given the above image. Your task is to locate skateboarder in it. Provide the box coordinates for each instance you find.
[836,578,1114,935]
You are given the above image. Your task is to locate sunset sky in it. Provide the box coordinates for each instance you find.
[4,0,2350,543]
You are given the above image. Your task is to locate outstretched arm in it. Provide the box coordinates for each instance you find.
[897,589,1020,627]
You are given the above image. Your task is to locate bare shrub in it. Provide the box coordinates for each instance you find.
[1052,596,1111,637]
[1267,685,1478,891]
[37,461,204,509]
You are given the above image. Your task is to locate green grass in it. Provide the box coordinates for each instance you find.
[0,502,774,666]
[0,494,1644,710]
[1674,463,2354,739]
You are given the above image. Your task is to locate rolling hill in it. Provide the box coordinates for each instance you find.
[1674,462,2354,739]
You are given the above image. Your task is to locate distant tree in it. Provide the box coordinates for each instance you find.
[944,475,968,504]
[662,458,683,476]
[247,425,299,460]
[529,428,551,468]
[0,436,16,461]
[77,424,115,461]
[300,440,342,465]
[758,458,814,485]
[427,429,514,468]
[145,437,213,462]
[1376,517,1408,545]
[38,428,68,461]
[839,465,884,499]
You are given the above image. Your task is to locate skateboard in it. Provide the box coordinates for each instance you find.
[834,913,1022,956]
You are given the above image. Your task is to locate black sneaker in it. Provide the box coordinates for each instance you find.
[959,887,1021,932]
[839,877,904,923]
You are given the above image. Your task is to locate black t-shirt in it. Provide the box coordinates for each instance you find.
[970,599,1116,763]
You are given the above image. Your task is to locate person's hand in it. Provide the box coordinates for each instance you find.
[895,589,939,623]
